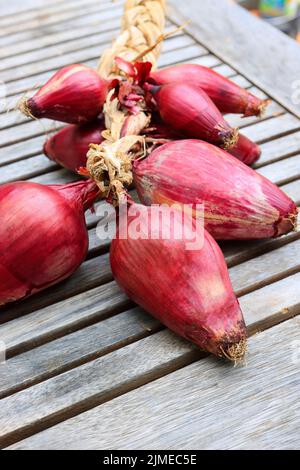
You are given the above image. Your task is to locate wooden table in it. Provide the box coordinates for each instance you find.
[0,0,300,450]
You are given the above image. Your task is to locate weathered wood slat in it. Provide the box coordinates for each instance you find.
[0,0,66,19]
[282,180,300,204]
[0,0,99,27]
[0,30,118,74]
[0,16,120,61]
[168,0,300,119]
[2,279,300,449]
[257,131,300,168]
[0,281,131,358]
[0,0,120,39]
[11,312,300,450]
[230,239,300,296]
[243,114,300,144]
[0,306,160,400]
[0,155,57,184]
[257,155,300,186]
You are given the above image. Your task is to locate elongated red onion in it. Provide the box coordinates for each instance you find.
[0,180,98,307]
[151,64,269,117]
[147,82,238,149]
[147,118,261,167]
[44,118,105,172]
[227,133,261,166]
[19,65,109,124]
[133,140,298,240]
[111,199,247,361]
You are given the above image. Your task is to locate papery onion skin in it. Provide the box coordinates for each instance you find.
[22,65,109,124]
[110,201,247,361]
[133,140,298,240]
[0,180,98,307]
[150,82,238,149]
[227,133,261,166]
[151,64,269,117]
[44,118,105,172]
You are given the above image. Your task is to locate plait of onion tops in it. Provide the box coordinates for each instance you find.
[0,180,98,307]
[133,140,298,240]
[110,196,247,362]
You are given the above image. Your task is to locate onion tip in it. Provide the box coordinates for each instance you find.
[222,127,239,150]
[18,96,36,120]
[220,338,248,365]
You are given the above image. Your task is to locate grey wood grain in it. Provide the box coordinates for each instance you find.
[0,4,119,49]
[11,312,300,450]
[0,155,57,184]
[168,0,300,118]
[0,280,131,357]
[230,239,300,297]
[257,155,300,186]
[0,0,65,18]
[0,16,120,62]
[0,0,120,39]
[0,0,100,27]
[243,114,300,144]
[257,131,300,168]
[282,180,300,205]
[0,306,160,400]
[2,276,300,449]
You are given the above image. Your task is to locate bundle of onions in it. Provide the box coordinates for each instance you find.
[0,180,98,307]
[111,197,247,362]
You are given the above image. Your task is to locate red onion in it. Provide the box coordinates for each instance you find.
[111,199,247,361]
[133,140,298,240]
[227,133,261,166]
[151,64,269,117]
[19,65,109,124]
[147,82,238,149]
[44,118,105,172]
[0,180,98,307]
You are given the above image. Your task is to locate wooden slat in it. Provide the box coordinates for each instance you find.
[0,30,118,74]
[2,276,300,449]
[0,306,160,400]
[0,15,120,61]
[243,114,300,144]
[0,280,131,358]
[257,131,300,167]
[282,180,300,204]
[257,155,300,186]
[168,0,300,118]
[0,3,119,49]
[229,239,300,296]
[0,0,120,39]
[10,311,300,450]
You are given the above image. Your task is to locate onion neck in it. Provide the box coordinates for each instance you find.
[52,180,100,212]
